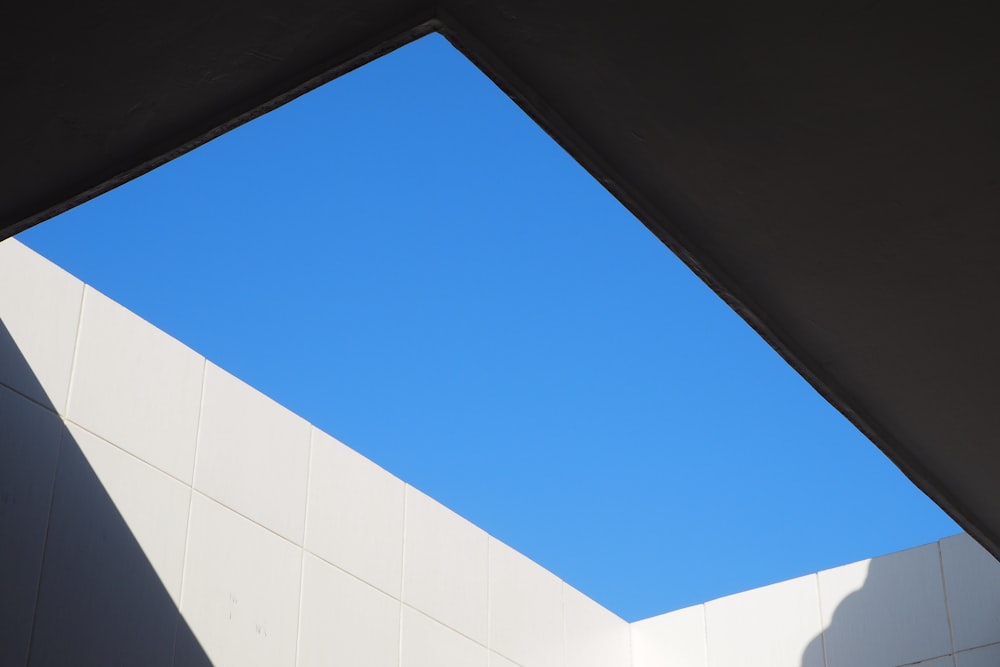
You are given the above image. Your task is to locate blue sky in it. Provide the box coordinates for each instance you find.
[19,33,957,621]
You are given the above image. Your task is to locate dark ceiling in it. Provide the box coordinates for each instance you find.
[5,1,1000,556]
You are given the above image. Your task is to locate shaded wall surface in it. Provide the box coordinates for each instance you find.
[3,236,1000,667]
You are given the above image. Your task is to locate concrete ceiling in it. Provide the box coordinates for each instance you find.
[5,1,999,555]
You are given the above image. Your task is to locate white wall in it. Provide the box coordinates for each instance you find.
[632,535,1000,667]
[4,237,1000,667]
[0,238,630,666]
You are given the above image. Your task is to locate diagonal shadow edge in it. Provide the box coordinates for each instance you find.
[0,319,213,666]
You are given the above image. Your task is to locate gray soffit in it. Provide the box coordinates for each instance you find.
[4,2,1000,556]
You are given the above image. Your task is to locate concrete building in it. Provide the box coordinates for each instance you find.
[3,237,1000,666]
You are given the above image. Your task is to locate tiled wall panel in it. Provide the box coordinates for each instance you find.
[914,657,960,667]
[0,386,63,667]
[563,584,630,667]
[29,434,182,667]
[68,423,190,604]
[631,604,708,667]
[0,239,82,413]
[178,493,303,667]
[941,533,1000,651]
[489,538,565,667]
[194,362,311,544]
[490,651,521,667]
[306,429,404,597]
[956,642,1000,667]
[297,553,400,667]
[705,574,824,667]
[818,543,952,667]
[401,606,489,667]
[402,486,489,644]
[68,287,204,483]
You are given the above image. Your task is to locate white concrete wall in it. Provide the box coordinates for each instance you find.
[0,237,630,666]
[632,534,1000,667]
[4,236,1000,667]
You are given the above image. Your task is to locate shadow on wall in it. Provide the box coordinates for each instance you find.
[0,320,213,667]
[800,573,848,667]
[800,541,957,667]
